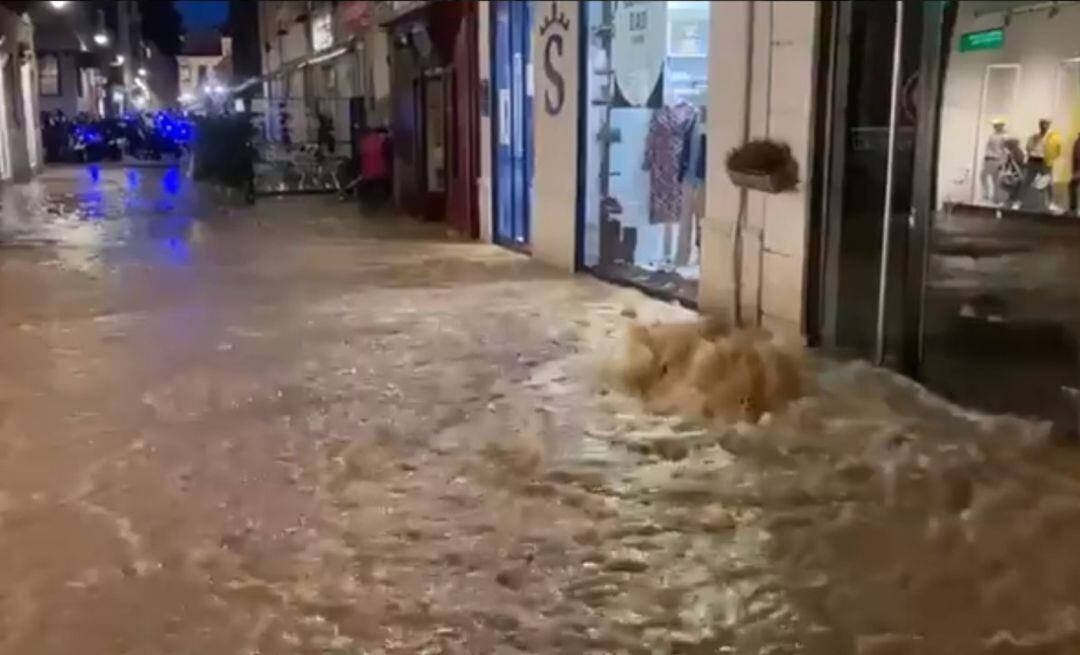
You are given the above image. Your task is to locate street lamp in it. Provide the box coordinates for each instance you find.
[48,1,70,9]
[93,8,109,46]
[137,67,148,77]
[112,54,124,66]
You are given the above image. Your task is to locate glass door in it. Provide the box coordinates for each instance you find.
[492,0,533,247]
[816,1,923,365]
[917,0,1080,431]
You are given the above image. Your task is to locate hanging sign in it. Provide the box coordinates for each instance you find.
[959,28,1004,52]
[611,0,666,107]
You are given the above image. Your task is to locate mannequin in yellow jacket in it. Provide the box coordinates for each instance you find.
[1024,118,1062,211]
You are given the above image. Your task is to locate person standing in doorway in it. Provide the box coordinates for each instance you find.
[981,118,1008,204]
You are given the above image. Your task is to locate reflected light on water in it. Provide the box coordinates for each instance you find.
[162,167,182,196]
[162,236,191,265]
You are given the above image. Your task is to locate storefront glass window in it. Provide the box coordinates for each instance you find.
[581,1,709,305]
[38,54,60,97]
[923,1,1080,429]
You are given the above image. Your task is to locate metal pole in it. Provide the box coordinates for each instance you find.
[874,0,905,365]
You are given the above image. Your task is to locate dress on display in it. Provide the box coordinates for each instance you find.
[643,102,698,224]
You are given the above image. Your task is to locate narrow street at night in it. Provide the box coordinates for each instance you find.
[2,167,1080,654]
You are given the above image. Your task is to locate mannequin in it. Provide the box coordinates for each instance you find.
[1024,118,1062,211]
[675,108,705,267]
[981,118,1007,204]
[643,100,697,264]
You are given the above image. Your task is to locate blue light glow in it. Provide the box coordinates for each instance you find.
[162,167,181,195]
[162,236,191,265]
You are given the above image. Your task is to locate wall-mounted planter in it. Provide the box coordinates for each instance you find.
[725,139,799,194]
[726,169,793,194]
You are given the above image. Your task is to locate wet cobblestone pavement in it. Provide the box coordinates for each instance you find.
[2,167,1080,654]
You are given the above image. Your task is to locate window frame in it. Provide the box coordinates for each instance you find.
[38,52,60,97]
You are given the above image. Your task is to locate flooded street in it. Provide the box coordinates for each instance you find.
[3,167,1080,654]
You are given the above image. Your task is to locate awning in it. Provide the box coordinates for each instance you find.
[229,36,361,95]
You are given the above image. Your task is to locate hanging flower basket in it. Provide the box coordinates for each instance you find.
[725,139,799,194]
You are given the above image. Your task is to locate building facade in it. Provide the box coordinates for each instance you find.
[177,32,230,106]
[0,3,41,182]
[31,5,100,118]
[252,1,375,152]
[31,0,158,116]
[476,0,816,338]
[468,1,1080,431]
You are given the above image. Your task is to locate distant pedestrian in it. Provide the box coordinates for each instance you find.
[358,127,392,207]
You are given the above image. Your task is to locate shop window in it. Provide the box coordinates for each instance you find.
[922,0,1080,429]
[581,1,710,305]
[38,53,59,96]
[180,63,191,83]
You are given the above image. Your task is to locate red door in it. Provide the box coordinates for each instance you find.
[446,4,480,238]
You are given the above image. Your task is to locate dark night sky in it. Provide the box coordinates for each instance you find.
[175,0,229,31]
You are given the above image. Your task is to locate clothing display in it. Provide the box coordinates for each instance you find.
[672,119,706,267]
[998,140,1025,206]
[582,0,709,304]
[1025,129,1062,164]
[643,102,698,224]
[679,121,706,188]
[1023,122,1062,211]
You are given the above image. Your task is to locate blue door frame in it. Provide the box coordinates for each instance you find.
[491,0,533,248]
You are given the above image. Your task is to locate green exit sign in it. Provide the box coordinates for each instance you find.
[960,28,1004,52]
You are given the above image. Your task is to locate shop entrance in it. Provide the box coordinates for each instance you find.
[814,1,924,363]
[388,1,480,234]
[920,0,1080,430]
[814,0,1080,432]
[492,0,533,248]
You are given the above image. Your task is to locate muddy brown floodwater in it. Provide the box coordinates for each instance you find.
[2,167,1080,654]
